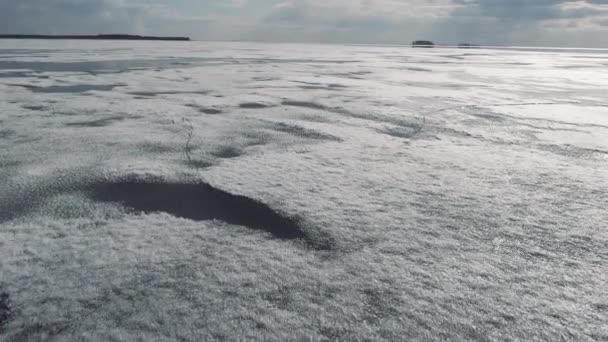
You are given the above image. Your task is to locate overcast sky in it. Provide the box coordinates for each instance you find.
[1,0,607,47]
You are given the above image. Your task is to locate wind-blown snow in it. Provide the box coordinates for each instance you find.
[0,40,607,341]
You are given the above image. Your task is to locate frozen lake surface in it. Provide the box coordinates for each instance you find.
[0,40,607,341]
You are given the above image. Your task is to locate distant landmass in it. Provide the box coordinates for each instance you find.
[0,34,190,41]
[412,40,434,48]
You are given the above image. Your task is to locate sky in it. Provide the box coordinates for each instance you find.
[1,0,608,47]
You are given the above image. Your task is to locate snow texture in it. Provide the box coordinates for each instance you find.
[0,40,607,341]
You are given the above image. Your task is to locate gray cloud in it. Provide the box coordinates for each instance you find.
[0,0,607,46]
[445,0,608,45]
[0,0,146,34]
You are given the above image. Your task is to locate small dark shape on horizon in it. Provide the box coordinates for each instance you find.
[412,40,434,48]
[0,34,190,41]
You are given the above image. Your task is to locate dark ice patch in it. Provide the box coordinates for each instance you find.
[22,105,48,111]
[298,85,345,91]
[137,142,176,153]
[239,102,275,109]
[211,146,243,159]
[270,122,342,142]
[294,80,347,88]
[65,116,126,127]
[441,55,466,60]
[0,291,13,332]
[330,71,372,79]
[0,71,31,78]
[253,76,280,81]
[281,100,356,118]
[184,159,215,169]
[10,84,121,93]
[129,90,210,97]
[405,67,432,72]
[0,58,201,73]
[377,126,419,139]
[469,112,507,122]
[282,100,331,111]
[537,144,608,160]
[200,108,224,114]
[0,129,16,139]
[185,104,224,114]
[88,177,332,250]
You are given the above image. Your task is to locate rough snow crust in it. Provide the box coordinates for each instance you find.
[0,41,607,341]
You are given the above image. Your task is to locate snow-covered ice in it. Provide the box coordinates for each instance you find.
[0,40,607,341]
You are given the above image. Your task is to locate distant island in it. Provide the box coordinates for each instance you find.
[412,40,434,48]
[0,34,190,41]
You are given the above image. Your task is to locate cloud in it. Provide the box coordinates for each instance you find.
[0,0,145,34]
[444,0,608,45]
[0,0,607,46]
[246,0,463,43]
[0,0,215,36]
[251,0,608,45]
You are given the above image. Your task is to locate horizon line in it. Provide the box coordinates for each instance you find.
[1,34,607,50]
